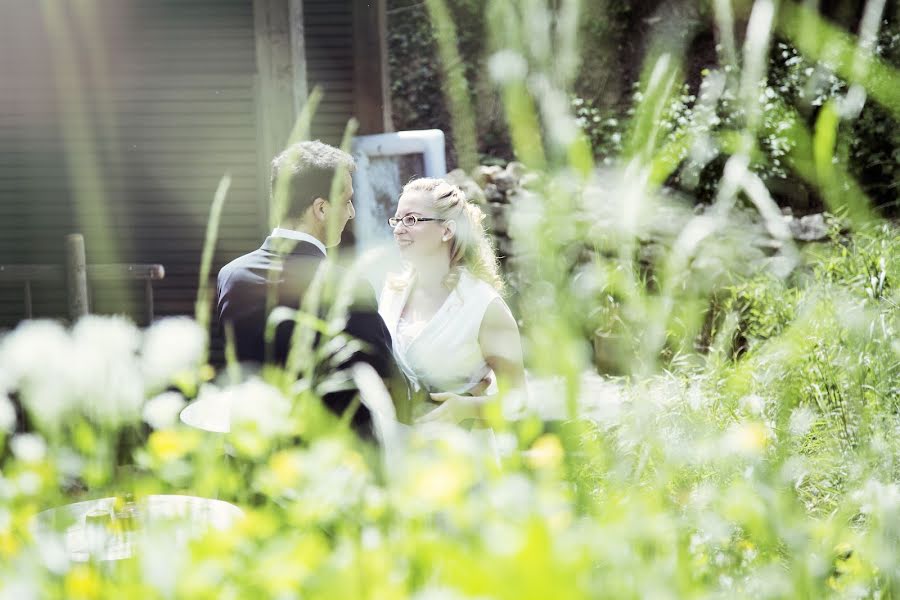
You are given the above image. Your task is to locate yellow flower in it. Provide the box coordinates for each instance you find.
[65,565,102,599]
[413,459,470,505]
[829,542,865,590]
[268,450,302,489]
[0,530,18,557]
[234,509,278,541]
[147,429,199,462]
[723,421,769,456]
[526,434,565,470]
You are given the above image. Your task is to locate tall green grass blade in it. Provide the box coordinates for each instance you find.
[813,100,840,184]
[325,118,359,250]
[270,86,324,231]
[813,101,876,225]
[648,133,695,187]
[195,174,231,340]
[279,114,357,382]
[740,0,777,135]
[223,321,241,385]
[624,52,683,164]
[766,98,877,227]
[263,87,324,363]
[503,83,547,170]
[424,0,478,171]
[712,0,739,71]
[778,1,900,121]
[567,133,594,178]
[286,266,331,384]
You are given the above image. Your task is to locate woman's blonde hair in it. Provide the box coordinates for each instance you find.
[401,177,504,292]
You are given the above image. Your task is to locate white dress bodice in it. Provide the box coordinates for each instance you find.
[379,269,500,395]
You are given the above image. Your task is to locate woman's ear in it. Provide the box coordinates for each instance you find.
[442,219,456,242]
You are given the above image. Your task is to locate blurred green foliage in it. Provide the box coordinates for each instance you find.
[1,0,899,597]
[390,0,900,217]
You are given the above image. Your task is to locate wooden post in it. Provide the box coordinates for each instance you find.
[65,233,89,320]
[253,0,298,236]
[144,279,154,325]
[352,0,392,134]
[288,0,309,119]
[24,280,33,319]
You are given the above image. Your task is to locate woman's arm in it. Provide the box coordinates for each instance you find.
[478,298,526,390]
[419,298,526,424]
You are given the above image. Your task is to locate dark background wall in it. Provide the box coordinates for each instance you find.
[0,0,262,328]
[0,0,368,332]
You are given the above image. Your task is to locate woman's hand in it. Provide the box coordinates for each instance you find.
[416,392,484,424]
[468,374,493,396]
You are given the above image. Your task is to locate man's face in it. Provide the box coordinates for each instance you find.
[325,171,355,247]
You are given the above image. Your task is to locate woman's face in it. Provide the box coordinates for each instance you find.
[392,191,447,259]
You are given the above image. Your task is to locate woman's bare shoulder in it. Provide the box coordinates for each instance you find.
[480,297,518,334]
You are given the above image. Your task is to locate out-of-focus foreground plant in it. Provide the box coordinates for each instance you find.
[1,0,899,598]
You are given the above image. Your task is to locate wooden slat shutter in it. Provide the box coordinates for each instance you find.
[303,0,355,144]
[0,0,262,328]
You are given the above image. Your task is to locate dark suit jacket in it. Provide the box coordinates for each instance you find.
[216,237,399,435]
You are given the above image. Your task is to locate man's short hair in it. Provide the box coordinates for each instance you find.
[270,140,356,220]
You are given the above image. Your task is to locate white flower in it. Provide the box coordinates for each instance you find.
[0,368,10,395]
[486,474,535,521]
[142,391,187,430]
[0,320,77,427]
[302,440,370,505]
[720,421,768,456]
[141,318,207,389]
[686,384,710,411]
[138,527,186,598]
[85,359,144,427]
[36,534,70,575]
[56,448,86,480]
[265,440,372,522]
[10,433,46,463]
[788,406,816,437]
[852,479,900,516]
[0,393,16,433]
[0,320,71,385]
[16,471,42,495]
[740,394,766,416]
[72,315,140,359]
[69,323,145,427]
[228,379,292,437]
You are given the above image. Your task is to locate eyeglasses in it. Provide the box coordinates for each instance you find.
[388,215,444,228]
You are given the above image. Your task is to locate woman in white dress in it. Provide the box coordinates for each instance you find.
[378,178,526,425]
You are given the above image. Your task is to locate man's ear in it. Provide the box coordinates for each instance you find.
[311,197,328,222]
[442,219,456,242]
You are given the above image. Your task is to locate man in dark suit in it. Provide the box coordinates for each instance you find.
[216,140,399,436]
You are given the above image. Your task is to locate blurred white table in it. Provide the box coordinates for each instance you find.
[33,494,243,562]
[180,397,230,433]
